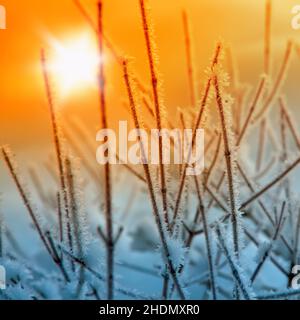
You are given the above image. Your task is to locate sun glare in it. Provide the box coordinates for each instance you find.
[48,34,100,97]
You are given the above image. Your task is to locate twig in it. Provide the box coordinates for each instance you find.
[60,246,153,299]
[182,9,196,107]
[279,96,300,150]
[216,226,253,300]
[204,133,222,186]
[122,59,186,299]
[240,156,300,209]
[1,147,69,281]
[250,202,286,283]
[213,74,241,258]
[257,289,300,300]
[209,76,267,210]
[97,1,114,300]
[139,0,169,227]
[237,76,266,145]
[237,163,292,254]
[41,50,74,264]
[73,0,122,63]
[45,231,70,282]
[194,176,217,299]
[256,119,267,172]
[57,192,63,244]
[172,43,222,227]
[253,40,293,122]
[252,155,276,181]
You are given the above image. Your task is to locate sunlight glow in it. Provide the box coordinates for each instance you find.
[48,33,100,97]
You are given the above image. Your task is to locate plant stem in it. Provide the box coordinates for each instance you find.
[122,59,186,299]
[250,202,286,283]
[213,75,240,258]
[256,119,266,171]
[139,0,169,227]
[194,176,217,299]
[41,50,74,266]
[2,147,69,281]
[237,76,266,145]
[56,192,64,245]
[182,9,196,107]
[216,226,252,300]
[240,156,300,209]
[279,96,300,150]
[172,43,222,227]
[97,1,114,300]
[253,40,293,122]
[209,76,266,210]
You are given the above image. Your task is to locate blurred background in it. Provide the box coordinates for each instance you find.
[0,0,300,158]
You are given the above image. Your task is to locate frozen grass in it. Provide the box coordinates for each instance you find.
[1,0,300,300]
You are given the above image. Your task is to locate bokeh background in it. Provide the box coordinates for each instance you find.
[1,0,300,157]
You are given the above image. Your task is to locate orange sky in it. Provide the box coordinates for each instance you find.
[0,0,300,158]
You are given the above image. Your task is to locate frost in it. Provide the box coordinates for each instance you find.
[0,1,299,302]
[32,277,62,300]
[61,281,89,300]
[4,283,33,300]
[0,258,32,285]
[158,236,188,273]
[254,241,272,264]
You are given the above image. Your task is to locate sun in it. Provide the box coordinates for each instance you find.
[48,33,100,97]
